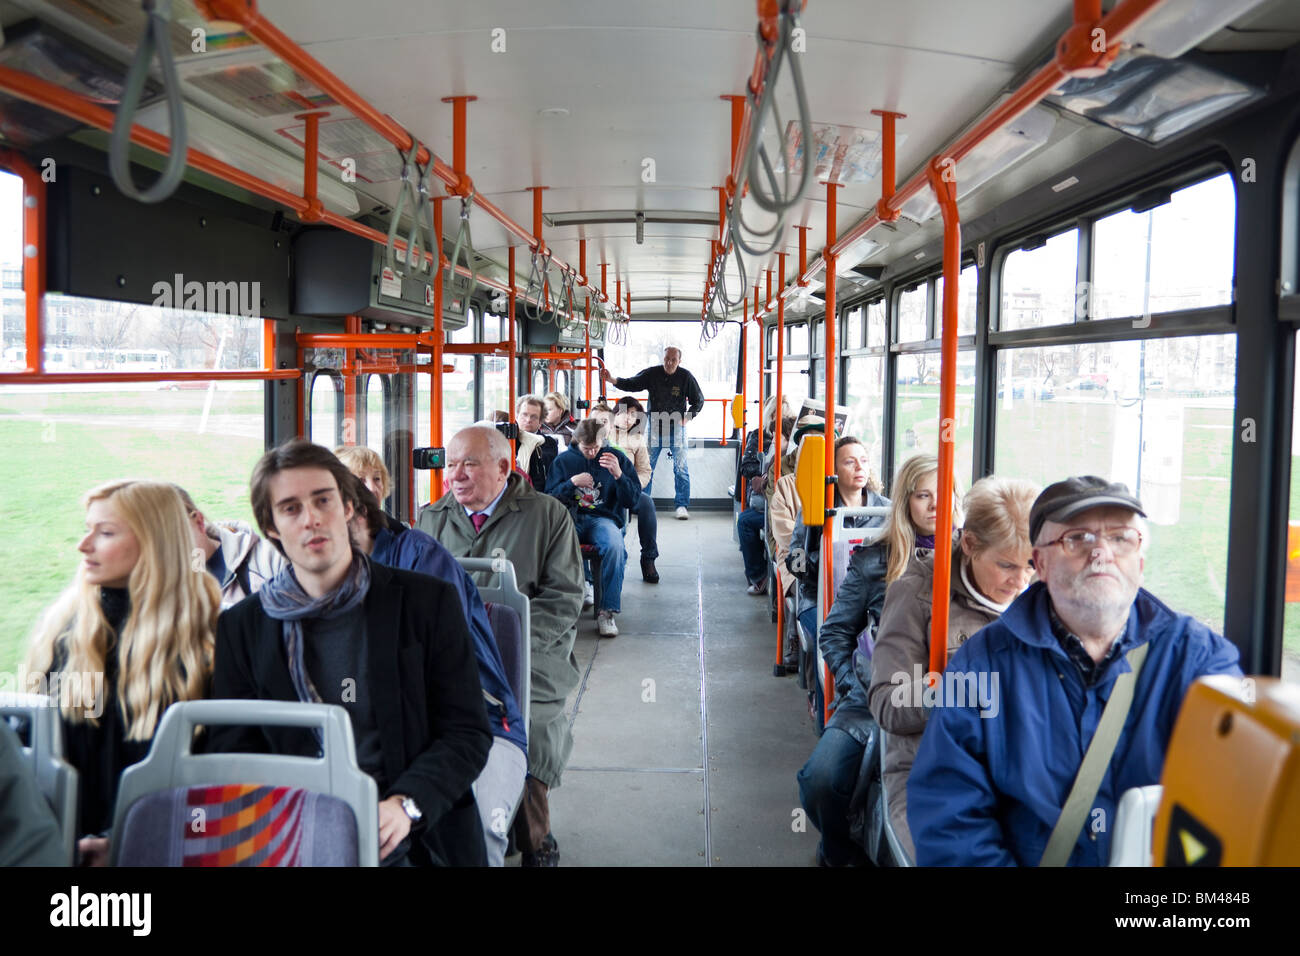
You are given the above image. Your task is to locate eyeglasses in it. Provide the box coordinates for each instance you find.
[1040,527,1143,557]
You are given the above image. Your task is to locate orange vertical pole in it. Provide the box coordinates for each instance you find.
[0,153,46,374]
[872,109,906,222]
[822,183,839,724]
[927,159,961,679]
[431,197,445,499]
[262,319,276,371]
[773,257,786,677]
[440,95,478,194]
[508,244,517,460]
[296,111,327,221]
[343,314,359,444]
[796,226,809,286]
[765,269,773,312]
[585,298,592,401]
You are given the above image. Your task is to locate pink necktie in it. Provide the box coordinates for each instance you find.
[471,512,488,533]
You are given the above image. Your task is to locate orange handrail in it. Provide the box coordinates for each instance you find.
[927,159,961,681]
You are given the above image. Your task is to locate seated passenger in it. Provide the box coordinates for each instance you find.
[867,475,1039,861]
[540,390,577,441]
[795,453,939,866]
[334,444,405,533]
[736,395,792,594]
[209,440,491,866]
[174,485,285,609]
[25,480,220,866]
[791,435,890,642]
[418,425,584,867]
[612,396,660,583]
[515,394,559,489]
[768,417,824,664]
[345,476,527,867]
[546,418,643,638]
[908,476,1243,866]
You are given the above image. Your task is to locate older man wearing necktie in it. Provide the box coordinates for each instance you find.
[418,425,584,867]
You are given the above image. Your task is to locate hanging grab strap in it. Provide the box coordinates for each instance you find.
[385,144,422,278]
[446,191,478,294]
[109,0,188,204]
[523,249,552,322]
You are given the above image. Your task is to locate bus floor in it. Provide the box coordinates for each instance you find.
[534,510,822,866]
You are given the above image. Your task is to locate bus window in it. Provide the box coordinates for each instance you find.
[789,323,809,356]
[1000,229,1079,331]
[482,354,510,421]
[603,319,739,439]
[444,322,475,436]
[845,353,885,485]
[1093,173,1235,321]
[866,299,886,348]
[310,371,341,447]
[365,373,385,453]
[895,350,974,484]
[936,263,979,336]
[994,335,1236,633]
[0,381,265,677]
[531,366,547,396]
[897,284,928,342]
[844,307,864,351]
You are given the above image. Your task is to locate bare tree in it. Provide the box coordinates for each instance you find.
[86,305,139,365]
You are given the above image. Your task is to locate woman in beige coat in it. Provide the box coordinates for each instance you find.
[866,474,1039,861]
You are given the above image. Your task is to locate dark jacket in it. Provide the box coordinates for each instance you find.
[817,540,890,745]
[908,583,1242,867]
[546,446,642,529]
[540,416,576,441]
[53,587,152,838]
[210,561,492,866]
[735,428,765,505]
[371,526,527,753]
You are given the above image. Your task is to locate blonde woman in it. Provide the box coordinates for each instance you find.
[867,474,1040,861]
[335,444,405,533]
[540,390,576,440]
[25,480,220,864]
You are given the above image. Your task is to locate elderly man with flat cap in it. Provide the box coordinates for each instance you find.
[907,476,1242,866]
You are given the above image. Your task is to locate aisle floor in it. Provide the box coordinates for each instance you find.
[544,509,822,866]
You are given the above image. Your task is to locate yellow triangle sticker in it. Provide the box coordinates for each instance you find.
[1179,829,1208,865]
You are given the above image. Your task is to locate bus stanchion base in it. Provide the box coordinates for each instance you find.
[773,664,787,677]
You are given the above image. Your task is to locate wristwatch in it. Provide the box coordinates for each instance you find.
[399,795,422,823]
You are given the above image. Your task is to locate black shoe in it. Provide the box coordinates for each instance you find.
[641,555,659,583]
[521,833,560,867]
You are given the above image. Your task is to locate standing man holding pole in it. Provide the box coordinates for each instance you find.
[602,347,705,519]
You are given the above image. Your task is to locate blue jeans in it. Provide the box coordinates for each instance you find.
[796,727,868,866]
[737,507,766,584]
[648,427,690,509]
[574,514,626,613]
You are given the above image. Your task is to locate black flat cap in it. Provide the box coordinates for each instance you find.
[1029,476,1146,545]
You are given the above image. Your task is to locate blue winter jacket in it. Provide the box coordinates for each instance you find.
[545,445,642,528]
[907,582,1241,866]
[372,527,527,753]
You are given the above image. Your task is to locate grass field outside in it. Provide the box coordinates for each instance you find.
[0,386,265,676]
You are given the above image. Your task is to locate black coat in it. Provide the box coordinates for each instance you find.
[209,561,492,866]
[818,540,890,746]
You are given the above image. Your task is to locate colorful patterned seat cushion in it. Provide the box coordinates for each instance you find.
[116,784,358,867]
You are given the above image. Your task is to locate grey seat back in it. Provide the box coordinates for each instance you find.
[0,692,78,864]
[455,556,532,729]
[110,700,378,866]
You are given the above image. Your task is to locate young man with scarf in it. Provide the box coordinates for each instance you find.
[210,440,491,866]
